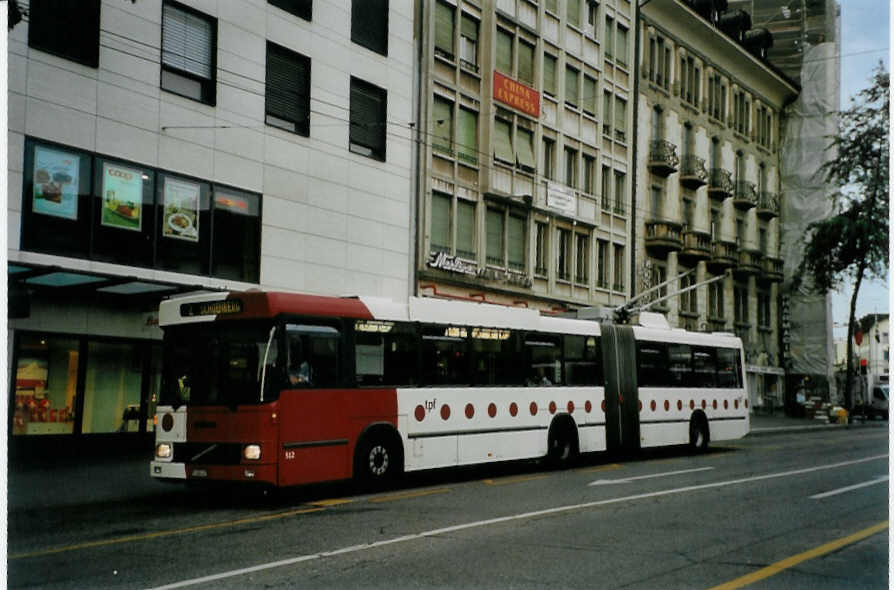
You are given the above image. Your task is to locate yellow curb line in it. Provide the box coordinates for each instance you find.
[482,474,551,486]
[368,488,450,503]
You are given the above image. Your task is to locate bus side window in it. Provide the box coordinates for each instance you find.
[637,342,668,387]
[716,348,740,388]
[564,335,600,386]
[525,333,562,386]
[667,343,691,387]
[354,321,418,387]
[691,347,716,388]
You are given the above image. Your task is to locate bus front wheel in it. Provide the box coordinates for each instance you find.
[689,414,709,453]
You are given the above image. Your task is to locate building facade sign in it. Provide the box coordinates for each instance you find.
[546,182,577,216]
[493,71,540,118]
[427,251,533,288]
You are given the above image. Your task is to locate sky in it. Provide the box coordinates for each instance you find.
[828,0,890,337]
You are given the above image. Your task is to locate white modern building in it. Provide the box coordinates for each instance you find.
[7,0,414,450]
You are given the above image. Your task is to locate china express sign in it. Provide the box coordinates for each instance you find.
[493,71,540,118]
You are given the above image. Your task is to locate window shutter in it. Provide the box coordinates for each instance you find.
[486,209,504,264]
[432,96,454,154]
[266,44,309,129]
[516,128,535,169]
[431,193,451,250]
[583,76,596,114]
[351,80,386,155]
[518,41,534,85]
[565,67,579,106]
[456,108,478,164]
[460,14,478,42]
[543,54,557,95]
[163,4,213,79]
[456,200,476,257]
[567,0,581,28]
[493,119,514,163]
[603,92,612,122]
[614,97,626,133]
[545,0,558,13]
[496,30,513,74]
[507,215,525,269]
[351,0,388,55]
[435,2,455,56]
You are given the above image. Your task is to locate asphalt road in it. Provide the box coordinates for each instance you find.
[8,428,889,589]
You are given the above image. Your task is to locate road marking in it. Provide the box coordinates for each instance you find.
[309,498,354,507]
[147,454,887,590]
[707,521,889,590]
[8,507,325,560]
[810,475,888,499]
[575,463,623,474]
[368,488,450,503]
[482,473,551,486]
[589,466,713,486]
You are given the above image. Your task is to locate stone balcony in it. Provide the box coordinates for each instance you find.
[733,181,758,210]
[648,140,679,177]
[760,256,784,283]
[680,155,708,189]
[756,192,780,219]
[708,168,733,201]
[645,219,683,256]
[734,247,763,277]
[707,239,737,273]
[679,229,712,265]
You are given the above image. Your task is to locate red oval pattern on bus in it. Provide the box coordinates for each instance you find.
[441,405,451,420]
[530,402,538,415]
[414,405,425,422]
[664,400,670,411]
[465,403,474,419]
[690,400,695,410]
[567,401,575,413]
[549,401,557,414]
[677,400,683,411]
[510,402,519,416]
[650,400,657,411]
[488,403,497,418]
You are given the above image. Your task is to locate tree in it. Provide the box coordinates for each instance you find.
[794,63,889,411]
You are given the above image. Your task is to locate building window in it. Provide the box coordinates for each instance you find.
[734,285,749,325]
[603,91,612,136]
[649,35,669,88]
[597,239,609,288]
[161,1,217,105]
[21,138,262,283]
[516,127,536,171]
[350,77,387,161]
[649,263,667,304]
[564,147,577,188]
[583,75,597,116]
[543,137,556,180]
[430,192,451,253]
[535,222,548,276]
[557,228,571,281]
[460,13,479,70]
[586,1,598,36]
[486,208,505,266]
[613,171,626,214]
[616,25,628,68]
[565,65,580,108]
[614,97,627,142]
[604,16,614,59]
[496,28,513,74]
[651,186,661,218]
[601,165,612,210]
[575,233,589,283]
[758,291,771,328]
[351,0,388,56]
[518,40,535,86]
[457,200,476,259]
[508,215,526,271]
[269,0,312,21]
[709,281,724,319]
[494,118,514,165]
[265,42,311,136]
[432,95,454,156]
[543,53,558,97]
[434,1,455,60]
[680,273,697,314]
[583,154,596,196]
[613,244,625,291]
[28,0,100,68]
[567,0,581,28]
[457,107,479,166]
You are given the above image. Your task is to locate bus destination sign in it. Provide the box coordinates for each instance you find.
[180,299,244,317]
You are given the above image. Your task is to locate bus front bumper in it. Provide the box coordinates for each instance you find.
[151,461,277,485]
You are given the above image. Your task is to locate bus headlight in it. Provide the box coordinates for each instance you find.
[243,444,262,461]
[156,443,173,460]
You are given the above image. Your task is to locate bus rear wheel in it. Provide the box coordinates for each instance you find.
[547,419,579,468]
[689,414,709,453]
[355,432,402,490]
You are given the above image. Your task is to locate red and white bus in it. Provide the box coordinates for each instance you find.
[151,291,749,488]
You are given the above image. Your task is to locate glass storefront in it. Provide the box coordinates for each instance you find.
[11,332,161,437]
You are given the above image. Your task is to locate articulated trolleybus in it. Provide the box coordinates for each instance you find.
[151,291,749,488]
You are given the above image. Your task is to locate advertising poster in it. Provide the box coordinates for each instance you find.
[163,178,200,242]
[32,146,80,220]
[101,162,144,231]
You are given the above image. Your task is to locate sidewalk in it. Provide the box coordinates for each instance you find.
[7,414,888,513]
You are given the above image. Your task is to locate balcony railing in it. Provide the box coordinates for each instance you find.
[648,140,679,177]
[733,180,758,210]
[756,192,779,219]
[708,168,733,200]
[680,155,708,189]
[645,219,683,256]
[707,239,738,273]
[734,247,762,277]
[679,229,712,264]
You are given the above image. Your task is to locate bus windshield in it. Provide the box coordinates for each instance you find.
[161,321,281,407]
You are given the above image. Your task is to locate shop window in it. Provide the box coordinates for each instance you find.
[13,335,79,436]
[28,0,100,68]
[266,42,311,136]
[211,188,261,282]
[349,77,388,161]
[21,140,93,257]
[351,0,388,56]
[156,172,212,276]
[92,159,156,268]
[161,1,217,105]
[82,341,144,433]
[269,0,312,21]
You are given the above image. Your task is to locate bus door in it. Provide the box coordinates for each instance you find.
[600,324,640,453]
